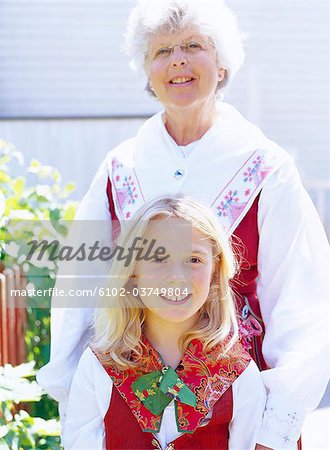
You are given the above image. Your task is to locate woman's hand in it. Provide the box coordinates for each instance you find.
[255,445,274,450]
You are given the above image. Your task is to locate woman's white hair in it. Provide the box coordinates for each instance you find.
[125,0,245,85]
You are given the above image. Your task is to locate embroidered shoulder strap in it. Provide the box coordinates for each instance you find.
[111,157,145,220]
[211,149,278,234]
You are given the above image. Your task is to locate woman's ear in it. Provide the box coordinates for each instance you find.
[145,80,156,97]
[218,68,226,82]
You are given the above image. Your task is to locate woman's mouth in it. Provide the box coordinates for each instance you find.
[169,77,194,85]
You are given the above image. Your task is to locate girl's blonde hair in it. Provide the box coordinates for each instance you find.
[92,195,239,369]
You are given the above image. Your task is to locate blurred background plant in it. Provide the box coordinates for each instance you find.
[0,138,78,447]
[0,362,61,449]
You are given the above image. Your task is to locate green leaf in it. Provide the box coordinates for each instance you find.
[62,202,77,221]
[50,209,68,237]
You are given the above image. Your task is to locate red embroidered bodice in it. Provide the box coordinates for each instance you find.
[96,336,250,450]
[105,383,233,450]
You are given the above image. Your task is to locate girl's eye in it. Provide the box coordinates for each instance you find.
[152,257,167,263]
[187,256,202,264]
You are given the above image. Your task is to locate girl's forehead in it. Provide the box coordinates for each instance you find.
[144,218,212,251]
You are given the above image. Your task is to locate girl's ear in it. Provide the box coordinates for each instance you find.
[127,274,137,287]
[211,256,220,281]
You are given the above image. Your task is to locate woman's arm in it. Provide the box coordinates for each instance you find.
[256,159,329,448]
[229,360,266,450]
[62,347,111,450]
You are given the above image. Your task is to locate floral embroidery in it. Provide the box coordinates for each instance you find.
[97,336,250,434]
[212,150,276,235]
[216,190,239,218]
[237,297,263,351]
[238,317,263,351]
[111,158,144,220]
[243,155,268,184]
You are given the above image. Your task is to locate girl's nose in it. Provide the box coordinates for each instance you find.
[165,264,189,283]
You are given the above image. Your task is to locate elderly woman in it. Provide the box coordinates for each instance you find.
[37,1,329,449]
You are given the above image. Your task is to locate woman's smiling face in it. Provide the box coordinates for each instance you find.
[145,25,224,112]
[133,217,214,327]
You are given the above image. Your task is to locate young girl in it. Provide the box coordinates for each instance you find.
[62,195,266,450]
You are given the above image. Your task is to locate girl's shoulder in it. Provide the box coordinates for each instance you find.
[73,347,114,398]
[80,346,98,365]
[77,346,109,376]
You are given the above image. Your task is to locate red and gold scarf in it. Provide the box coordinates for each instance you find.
[100,336,251,434]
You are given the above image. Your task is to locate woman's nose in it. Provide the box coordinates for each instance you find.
[170,46,187,67]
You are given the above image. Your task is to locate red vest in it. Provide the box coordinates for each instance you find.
[105,377,233,450]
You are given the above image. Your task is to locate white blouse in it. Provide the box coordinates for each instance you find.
[37,103,330,449]
[62,348,266,450]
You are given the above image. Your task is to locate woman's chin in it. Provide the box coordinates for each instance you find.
[165,93,200,110]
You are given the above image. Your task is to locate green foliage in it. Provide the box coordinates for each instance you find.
[0,362,61,449]
[0,138,78,435]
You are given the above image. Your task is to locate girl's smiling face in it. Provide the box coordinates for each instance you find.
[134,217,214,327]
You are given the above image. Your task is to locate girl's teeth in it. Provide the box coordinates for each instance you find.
[163,294,190,302]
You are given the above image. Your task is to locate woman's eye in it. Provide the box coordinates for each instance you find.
[187,42,202,50]
[155,47,170,57]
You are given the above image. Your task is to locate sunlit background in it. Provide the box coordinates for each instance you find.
[0,1,329,446]
[0,0,329,233]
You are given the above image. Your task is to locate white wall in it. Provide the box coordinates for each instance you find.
[0,0,329,232]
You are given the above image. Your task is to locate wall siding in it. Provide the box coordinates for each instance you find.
[0,1,329,192]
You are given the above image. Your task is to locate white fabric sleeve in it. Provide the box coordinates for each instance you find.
[37,156,112,421]
[256,159,330,449]
[62,347,111,450]
[229,360,266,450]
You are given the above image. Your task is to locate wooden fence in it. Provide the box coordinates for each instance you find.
[0,264,27,366]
